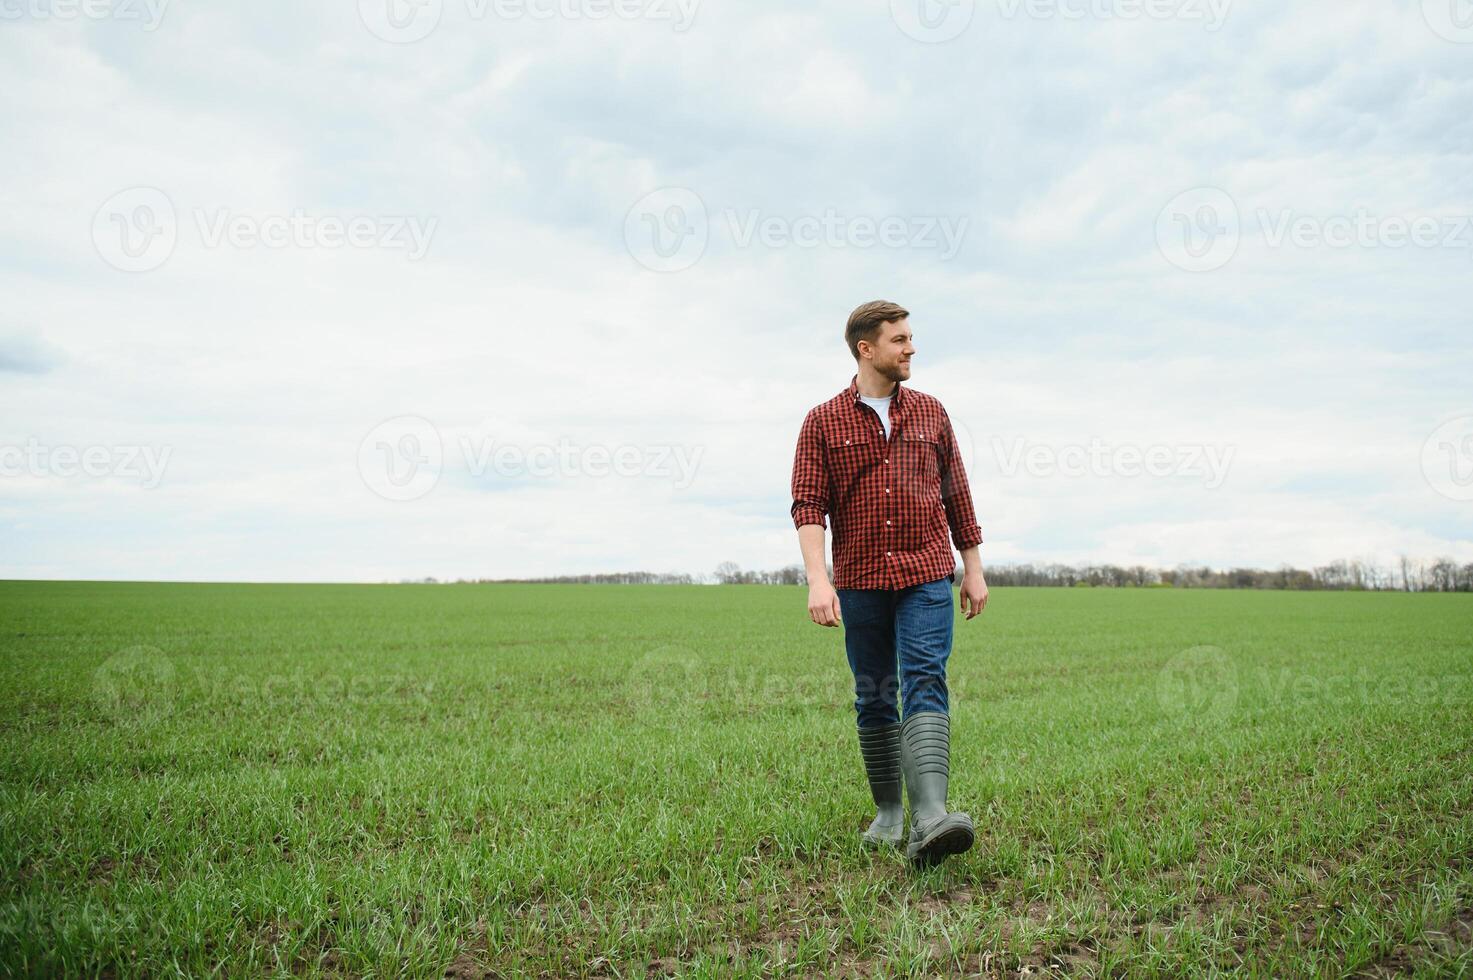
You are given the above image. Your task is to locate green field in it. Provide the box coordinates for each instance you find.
[1,582,1470,978]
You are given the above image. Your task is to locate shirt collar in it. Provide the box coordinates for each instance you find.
[847,373,904,409]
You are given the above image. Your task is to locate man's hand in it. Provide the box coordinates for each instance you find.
[960,569,988,620]
[808,580,843,627]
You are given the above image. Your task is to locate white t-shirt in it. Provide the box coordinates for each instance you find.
[858,394,893,439]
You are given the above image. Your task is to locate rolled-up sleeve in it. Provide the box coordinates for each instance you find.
[938,408,983,550]
[790,408,829,530]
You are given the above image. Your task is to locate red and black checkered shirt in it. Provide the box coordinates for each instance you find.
[790,374,984,590]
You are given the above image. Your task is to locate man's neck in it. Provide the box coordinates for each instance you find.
[856,369,897,399]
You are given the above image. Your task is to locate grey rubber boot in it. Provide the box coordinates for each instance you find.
[899,710,975,867]
[856,722,904,847]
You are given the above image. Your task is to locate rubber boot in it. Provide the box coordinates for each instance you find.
[899,710,974,867]
[856,722,904,848]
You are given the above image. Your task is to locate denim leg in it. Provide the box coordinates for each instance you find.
[837,587,900,729]
[895,576,954,718]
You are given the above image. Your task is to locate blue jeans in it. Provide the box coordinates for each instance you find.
[837,575,954,728]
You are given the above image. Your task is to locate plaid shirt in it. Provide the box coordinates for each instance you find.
[790,373,984,590]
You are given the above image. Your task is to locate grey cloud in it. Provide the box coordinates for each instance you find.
[0,335,61,375]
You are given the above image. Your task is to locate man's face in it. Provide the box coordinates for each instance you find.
[863,318,915,382]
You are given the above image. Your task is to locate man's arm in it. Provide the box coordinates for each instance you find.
[798,524,828,584]
[791,409,841,627]
[939,409,988,619]
[798,524,842,627]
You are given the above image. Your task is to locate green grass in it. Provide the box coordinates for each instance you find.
[1,581,1471,978]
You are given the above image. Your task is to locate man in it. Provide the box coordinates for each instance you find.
[789,300,989,868]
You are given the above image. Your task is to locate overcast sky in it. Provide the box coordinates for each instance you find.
[3,0,1471,582]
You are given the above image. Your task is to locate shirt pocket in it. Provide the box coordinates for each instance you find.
[824,423,875,490]
[898,428,941,500]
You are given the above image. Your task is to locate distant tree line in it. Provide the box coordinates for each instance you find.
[711,561,809,585]
[446,571,702,585]
[413,556,1472,591]
[705,556,1473,592]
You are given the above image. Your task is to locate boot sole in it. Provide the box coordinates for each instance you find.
[906,816,975,867]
